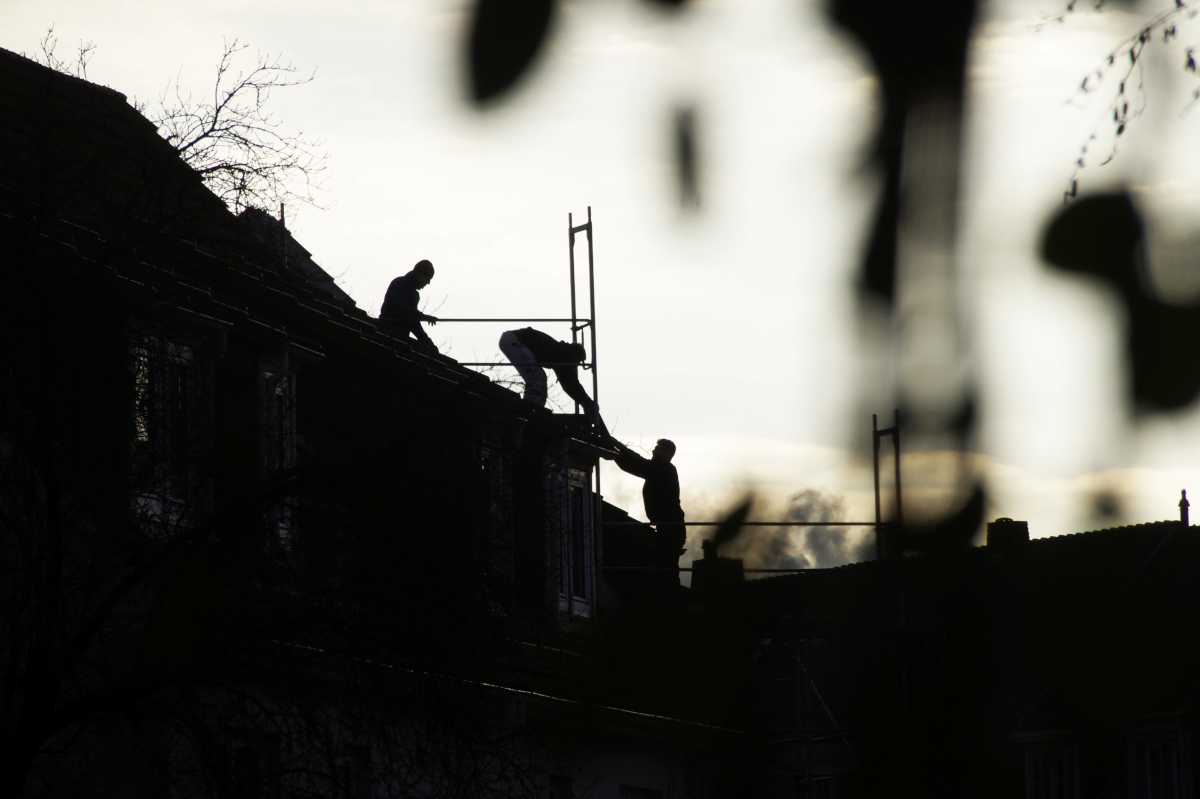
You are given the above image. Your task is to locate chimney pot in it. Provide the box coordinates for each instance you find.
[987,518,1029,550]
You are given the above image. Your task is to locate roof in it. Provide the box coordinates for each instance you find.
[744,518,1197,629]
[0,46,612,445]
[742,518,1200,733]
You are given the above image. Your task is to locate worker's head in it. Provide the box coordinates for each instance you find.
[567,342,586,363]
[652,439,676,462]
[411,259,434,288]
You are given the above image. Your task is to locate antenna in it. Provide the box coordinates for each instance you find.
[279,203,287,269]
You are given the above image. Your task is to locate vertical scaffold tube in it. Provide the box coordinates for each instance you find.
[586,207,605,612]
[568,214,579,415]
[893,408,903,529]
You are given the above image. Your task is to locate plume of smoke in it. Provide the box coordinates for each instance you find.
[787,488,867,568]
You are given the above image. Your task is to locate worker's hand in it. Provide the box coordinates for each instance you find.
[424,314,439,325]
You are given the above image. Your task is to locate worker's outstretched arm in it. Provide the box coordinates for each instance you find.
[555,369,594,411]
[611,442,653,478]
[413,322,437,349]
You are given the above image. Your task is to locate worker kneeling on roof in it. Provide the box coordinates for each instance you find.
[499,328,608,436]
[380,260,439,352]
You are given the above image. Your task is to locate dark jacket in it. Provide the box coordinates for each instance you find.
[380,274,435,346]
[512,328,592,410]
[613,447,684,524]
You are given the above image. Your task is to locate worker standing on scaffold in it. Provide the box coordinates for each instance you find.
[498,327,608,436]
[379,260,439,352]
[603,438,686,590]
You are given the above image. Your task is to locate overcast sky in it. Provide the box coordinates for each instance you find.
[9,0,1200,564]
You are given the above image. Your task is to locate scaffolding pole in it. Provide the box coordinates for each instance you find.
[411,210,608,619]
[432,318,591,324]
[603,567,816,573]
[456,362,594,368]
[872,409,902,561]
[568,208,604,619]
[603,521,876,527]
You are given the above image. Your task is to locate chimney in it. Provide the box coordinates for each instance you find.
[986,518,1029,550]
[1180,490,1190,526]
[691,538,744,599]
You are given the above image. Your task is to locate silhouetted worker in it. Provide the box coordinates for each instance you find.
[499,328,608,436]
[605,438,686,562]
[380,260,438,351]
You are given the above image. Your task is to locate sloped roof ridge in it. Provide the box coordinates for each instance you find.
[0,46,127,102]
[0,47,594,431]
[1040,519,1181,540]
[751,519,1187,584]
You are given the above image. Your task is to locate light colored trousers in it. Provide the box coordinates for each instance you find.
[499,331,547,406]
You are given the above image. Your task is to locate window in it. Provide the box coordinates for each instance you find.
[228,732,279,799]
[1129,734,1191,799]
[1026,744,1078,799]
[478,441,513,540]
[570,475,588,601]
[261,364,297,551]
[132,334,198,529]
[262,369,296,473]
[232,744,262,799]
[618,787,662,799]
[333,746,372,799]
[557,467,593,615]
[795,772,840,798]
[547,774,572,799]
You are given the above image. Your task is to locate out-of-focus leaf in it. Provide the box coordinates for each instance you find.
[902,484,985,556]
[673,106,700,211]
[467,0,556,105]
[829,0,977,306]
[711,498,753,554]
[1043,191,1200,410]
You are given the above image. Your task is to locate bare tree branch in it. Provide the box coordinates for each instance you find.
[142,39,329,215]
[1045,2,1200,200]
[25,25,95,81]
[28,32,328,217]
